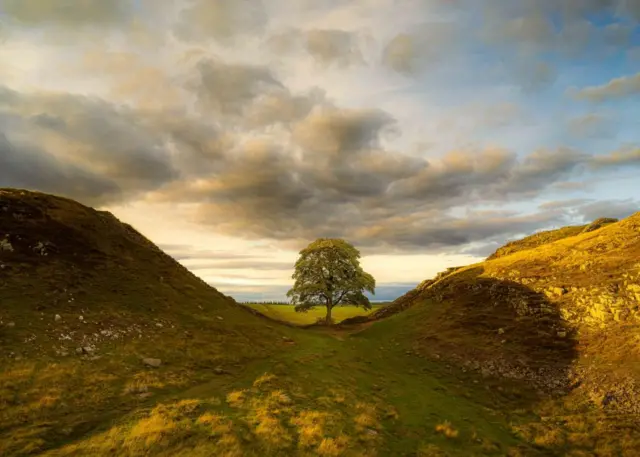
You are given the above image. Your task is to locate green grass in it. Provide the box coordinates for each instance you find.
[29,311,541,457]
[244,303,384,325]
[3,190,639,456]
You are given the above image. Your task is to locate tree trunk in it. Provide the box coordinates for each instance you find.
[325,304,333,325]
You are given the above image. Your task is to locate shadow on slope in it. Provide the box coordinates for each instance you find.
[364,266,579,394]
[0,189,295,456]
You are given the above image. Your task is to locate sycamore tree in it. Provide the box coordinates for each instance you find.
[286,238,376,325]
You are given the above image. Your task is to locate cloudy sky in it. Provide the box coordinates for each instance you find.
[1,1,639,301]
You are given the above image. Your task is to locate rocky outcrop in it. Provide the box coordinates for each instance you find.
[581,217,618,233]
[375,212,640,412]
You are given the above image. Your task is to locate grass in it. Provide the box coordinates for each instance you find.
[244,303,385,325]
[27,315,541,457]
[2,189,640,456]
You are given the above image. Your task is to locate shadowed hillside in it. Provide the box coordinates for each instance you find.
[0,189,291,455]
[360,211,640,454]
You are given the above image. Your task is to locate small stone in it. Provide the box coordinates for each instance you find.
[83,346,94,354]
[54,314,62,322]
[214,367,226,375]
[143,358,162,368]
[6,322,15,328]
[497,328,505,335]
[0,237,14,252]
[216,316,224,320]
[366,429,378,436]
[155,323,163,328]
[282,336,294,343]
[78,316,84,321]
[557,331,567,338]
[75,347,84,355]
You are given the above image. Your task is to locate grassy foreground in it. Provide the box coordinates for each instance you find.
[14,309,548,457]
[244,303,384,325]
[3,190,639,456]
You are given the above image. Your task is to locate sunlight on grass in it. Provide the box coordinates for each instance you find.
[245,303,381,324]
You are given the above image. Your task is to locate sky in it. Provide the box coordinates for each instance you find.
[0,0,639,301]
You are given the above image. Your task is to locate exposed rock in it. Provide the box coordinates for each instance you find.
[0,236,13,252]
[143,358,162,368]
[582,218,618,234]
[33,241,55,256]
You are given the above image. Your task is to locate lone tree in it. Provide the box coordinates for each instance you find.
[287,238,376,325]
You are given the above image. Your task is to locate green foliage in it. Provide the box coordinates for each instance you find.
[287,238,375,323]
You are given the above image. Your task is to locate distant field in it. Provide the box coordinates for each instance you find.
[244,303,386,324]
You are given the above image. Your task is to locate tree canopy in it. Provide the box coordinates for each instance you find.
[286,238,375,324]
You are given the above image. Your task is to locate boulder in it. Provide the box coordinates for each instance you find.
[143,358,162,368]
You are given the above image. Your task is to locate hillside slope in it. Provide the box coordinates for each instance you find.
[2,189,638,456]
[0,189,290,455]
[365,211,640,453]
[486,217,618,260]
[0,189,556,457]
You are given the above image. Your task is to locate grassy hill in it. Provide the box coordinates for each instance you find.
[0,189,291,455]
[365,211,640,455]
[2,188,639,456]
[486,217,618,260]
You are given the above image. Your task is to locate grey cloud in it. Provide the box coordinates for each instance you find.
[159,244,258,262]
[0,86,182,204]
[577,199,639,222]
[499,148,588,195]
[568,113,616,139]
[5,76,631,253]
[246,88,326,128]
[460,242,504,258]
[175,0,268,43]
[382,33,417,75]
[484,0,640,54]
[512,60,557,91]
[552,181,592,191]
[590,147,640,168]
[0,133,120,204]
[185,260,293,271]
[188,58,283,117]
[305,29,364,67]
[603,23,634,46]
[293,108,397,156]
[538,199,592,211]
[571,72,640,102]
[0,0,133,27]
[381,22,460,75]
